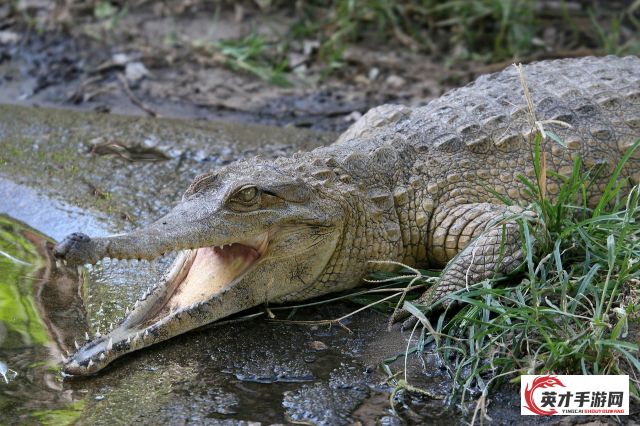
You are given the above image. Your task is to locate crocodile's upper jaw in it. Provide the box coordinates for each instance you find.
[63,234,268,376]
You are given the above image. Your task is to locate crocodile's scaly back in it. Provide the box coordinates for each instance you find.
[53,56,640,375]
[409,56,640,191]
[342,55,640,191]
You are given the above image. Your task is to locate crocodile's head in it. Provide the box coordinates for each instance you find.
[54,161,344,376]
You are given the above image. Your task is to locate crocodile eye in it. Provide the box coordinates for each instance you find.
[235,186,258,203]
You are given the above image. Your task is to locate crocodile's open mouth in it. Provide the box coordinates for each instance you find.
[62,233,269,376]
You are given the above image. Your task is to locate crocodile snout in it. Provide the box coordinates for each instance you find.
[54,232,95,265]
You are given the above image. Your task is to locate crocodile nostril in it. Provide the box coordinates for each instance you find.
[71,232,91,242]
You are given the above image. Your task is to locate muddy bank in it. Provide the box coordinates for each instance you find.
[0,104,336,232]
[0,3,473,133]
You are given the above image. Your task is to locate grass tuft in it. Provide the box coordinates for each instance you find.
[375,107,640,414]
[214,34,293,87]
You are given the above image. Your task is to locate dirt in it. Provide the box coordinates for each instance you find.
[0,1,515,133]
[2,2,634,133]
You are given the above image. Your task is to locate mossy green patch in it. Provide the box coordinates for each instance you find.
[31,400,85,426]
[0,216,49,348]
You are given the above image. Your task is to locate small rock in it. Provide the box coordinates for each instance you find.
[125,62,150,83]
[385,74,406,88]
[112,53,130,65]
[344,111,363,123]
[0,31,19,44]
[309,341,328,351]
[303,40,320,56]
[354,75,369,85]
[368,67,380,81]
[288,52,307,69]
[303,354,317,363]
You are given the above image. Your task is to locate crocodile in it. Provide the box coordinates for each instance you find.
[54,55,640,376]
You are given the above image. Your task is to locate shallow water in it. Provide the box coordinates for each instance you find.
[0,215,86,424]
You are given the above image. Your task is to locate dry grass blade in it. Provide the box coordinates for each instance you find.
[514,62,547,201]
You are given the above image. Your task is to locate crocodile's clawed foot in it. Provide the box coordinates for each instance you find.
[389,307,416,330]
[389,286,440,331]
[53,232,95,266]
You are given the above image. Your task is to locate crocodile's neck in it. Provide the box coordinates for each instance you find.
[272,138,435,301]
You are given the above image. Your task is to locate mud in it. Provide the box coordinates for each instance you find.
[0,4,472,133]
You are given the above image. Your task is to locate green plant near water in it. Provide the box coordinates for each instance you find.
[287,0,639,69]
[214,34,292,87]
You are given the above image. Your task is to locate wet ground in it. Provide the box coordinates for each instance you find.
[3,1,634,136]
[0,2,492,134]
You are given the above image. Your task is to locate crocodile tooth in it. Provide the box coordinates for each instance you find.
[74,340,80,350]
[61,355,69,363]
[88,359,94,368]
[85,332,90,341]
[99,353,106,361]
[126,337,131,344]
[143,330,150,339]
[95,331,101,339]
[125,307,130,315]
[134,300,140,308]
[132,333,142,348]
[68,361,80,369]
[107,338,113,351]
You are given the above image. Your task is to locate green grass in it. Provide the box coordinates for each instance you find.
[275,0,640,75]
[194,0,639,83]
[214,35,292,87]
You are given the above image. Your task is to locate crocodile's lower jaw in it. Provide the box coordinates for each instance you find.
[62,234,269,376]
[147,243,262,325]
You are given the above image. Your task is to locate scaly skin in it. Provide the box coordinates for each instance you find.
[54,55,640,375]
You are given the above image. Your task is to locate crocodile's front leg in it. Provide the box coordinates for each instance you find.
[395,202,528,328]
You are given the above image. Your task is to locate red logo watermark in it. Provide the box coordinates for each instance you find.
[521,375,629,415]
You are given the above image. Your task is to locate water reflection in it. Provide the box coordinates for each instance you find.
[0,214,87,424]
